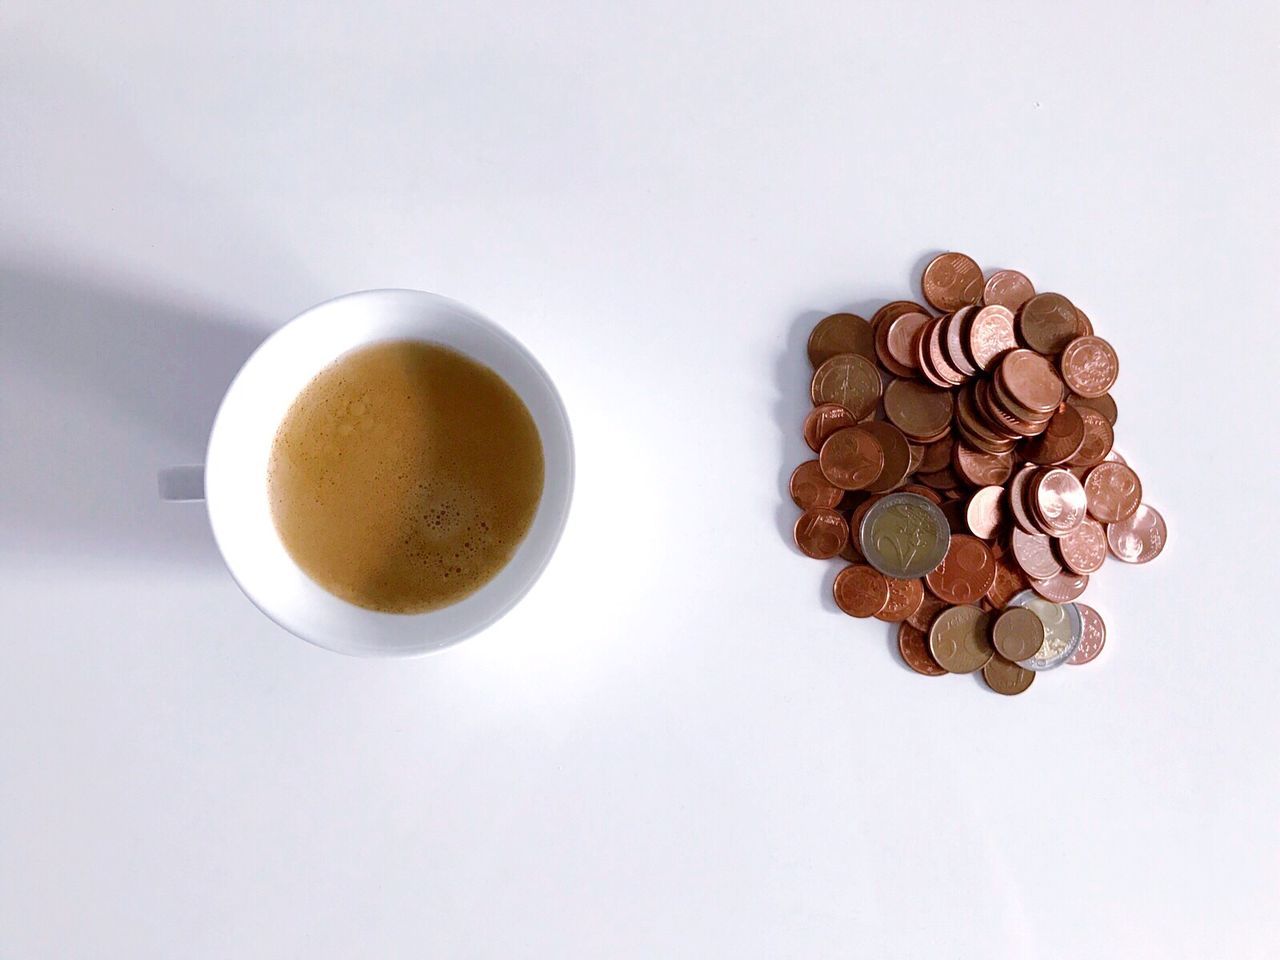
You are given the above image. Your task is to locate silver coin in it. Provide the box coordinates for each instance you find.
[1006,589,1082,671]
[858,492,951,579]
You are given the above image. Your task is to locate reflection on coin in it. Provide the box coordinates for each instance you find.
[1067,603,1106,665]
[1106,503,1167,563]
[858,492,952,579]
[1084,461,1142,523]
[928,604,994,674]
[1006,590,1082,671]
[982,655,1036,695]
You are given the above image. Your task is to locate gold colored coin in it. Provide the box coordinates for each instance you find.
[982,655,1035,695]
[928,604,994,674]
[991,607,1045,661]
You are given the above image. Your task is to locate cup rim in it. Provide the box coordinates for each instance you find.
[205,289,574,657]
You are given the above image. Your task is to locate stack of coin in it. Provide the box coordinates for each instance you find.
[790,252,1167,695]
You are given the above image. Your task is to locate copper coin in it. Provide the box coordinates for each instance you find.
[1030,468,1087,536]
[991,607,1045,661]
[1106,503,1167,563]
[960,382,1021,447]
[918,435,954,473]
[1067,392,1117,425]
[982,270,1036,311]
[875,577,926,623]
[905,442,926,475]
[871,300,931,334]
[1059,336,1119,399]
[819,426,885,490]
[966,304,1019,372]
[808,313,874,367]
[861,420,914,494]
[926,316,967,386]
[1105,448,1127,465]
[883,378,955,442]
[1084,461,1143,523]
[874,310,918,379]
[884,311,934,372]
[1017,292,1081,355]
[943,306,981,377]
[789,460,844,510]
[802,403,858,451]
[952,442,1014,487]
[917,466,961,490]
[1007,465,1041,535]
[833,563,891,618]
[998,349,1064,415]
[1011,527,1062,580]
[1075,305,1094,337]
[965,485,1005,540]
[849,492,884,547]
[982,655,1035,695]
[1070,407,1114,468]
[898,621,946,676]
[899,483,944,505]
[913,318,949,388]
[1056,517,1108,574]
[908,591,949,631]
[922,252,984,312]
[794,508,848,558]
[1021,405,1086,466]
[838,536,865,563]
[1067,603,1106,665]
[1029,570,1089,603]
[985,377,1051,437]
[810,353,882,418]
[928,603,995,673]
[925,534,997,604]
[986,557,1030,609]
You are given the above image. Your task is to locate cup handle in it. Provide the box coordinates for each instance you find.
[158,465,206,502]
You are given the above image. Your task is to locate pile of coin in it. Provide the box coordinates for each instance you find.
[790,252,1166,695]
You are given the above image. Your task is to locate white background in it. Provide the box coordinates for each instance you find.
[2,2,1277,957]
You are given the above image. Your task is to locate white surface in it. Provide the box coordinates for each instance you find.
[205,289,574,657]
[1,2,1277,957]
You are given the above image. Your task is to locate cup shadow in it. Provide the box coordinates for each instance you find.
[1,264,271,569]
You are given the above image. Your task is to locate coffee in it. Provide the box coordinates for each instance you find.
[267,340,545,613]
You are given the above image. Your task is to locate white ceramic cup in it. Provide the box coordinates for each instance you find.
[161,289,574,657]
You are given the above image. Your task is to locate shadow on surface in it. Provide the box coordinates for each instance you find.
[1,264,270,568]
